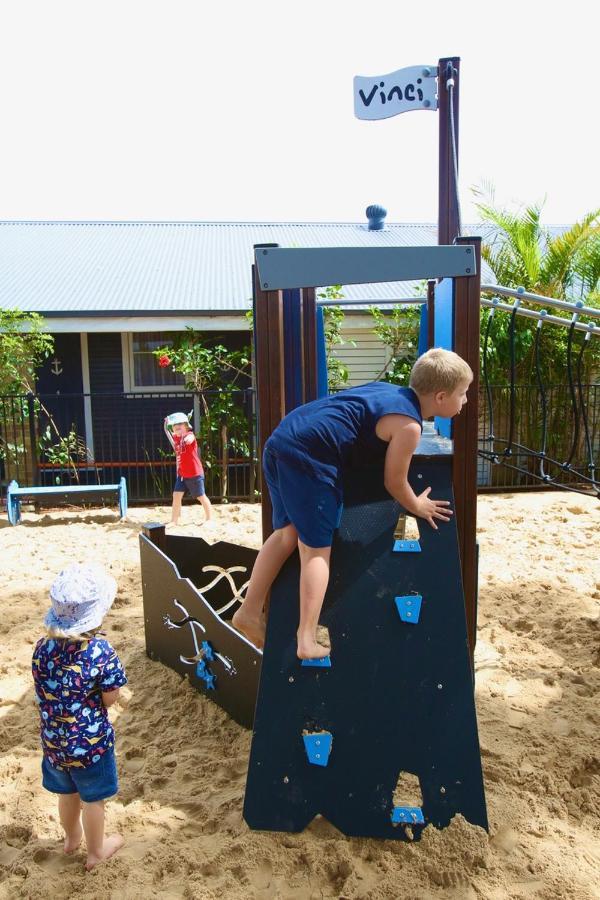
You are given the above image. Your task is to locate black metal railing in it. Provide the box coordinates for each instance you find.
[0,390,258,504]
[478,383,600,491]
[2,384,598,505]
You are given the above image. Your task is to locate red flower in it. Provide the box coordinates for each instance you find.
[158,355,171,368]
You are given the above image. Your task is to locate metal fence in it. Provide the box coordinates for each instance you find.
[1,384,598,508]
[478,383,600,491]
[0,390,257,504]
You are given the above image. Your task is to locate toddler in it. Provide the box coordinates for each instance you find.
[32,563,127,870]
[164,412,213,525]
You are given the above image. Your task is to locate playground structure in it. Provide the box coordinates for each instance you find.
[138,54,598,841]
[242,236,487,840]
[139,240,487,839]
[139,56,487,842]
[6,476,127,525]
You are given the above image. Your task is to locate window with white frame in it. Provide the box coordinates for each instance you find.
[127,332,186,390]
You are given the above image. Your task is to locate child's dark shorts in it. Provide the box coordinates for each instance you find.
[41,748,119,803]
[174,475,205,497]
[262,444,342,548]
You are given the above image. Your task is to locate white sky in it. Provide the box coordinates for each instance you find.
[0,0,597,225]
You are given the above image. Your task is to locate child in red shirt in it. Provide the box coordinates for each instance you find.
[164,413,213,525]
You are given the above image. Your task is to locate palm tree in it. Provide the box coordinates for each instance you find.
[472,188,600,485]
[473,186,600,302]
[472,187,600,382]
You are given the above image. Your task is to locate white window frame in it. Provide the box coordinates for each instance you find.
[122,332,187,394]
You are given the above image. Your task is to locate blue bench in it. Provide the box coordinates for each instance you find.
[6,477,127,525]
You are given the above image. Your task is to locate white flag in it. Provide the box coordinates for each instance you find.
[354,65,438,121]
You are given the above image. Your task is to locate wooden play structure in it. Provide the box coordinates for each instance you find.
[243,234,487,840]
[140,56,489,840]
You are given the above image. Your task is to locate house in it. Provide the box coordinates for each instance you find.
[0,216,495,500]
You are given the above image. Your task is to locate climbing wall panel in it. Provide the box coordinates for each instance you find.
[244,456,487,839]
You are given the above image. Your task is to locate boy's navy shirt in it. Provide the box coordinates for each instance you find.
[32,636,127,770]
[266,382,423,494]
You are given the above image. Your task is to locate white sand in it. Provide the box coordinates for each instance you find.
[0,493,599,898]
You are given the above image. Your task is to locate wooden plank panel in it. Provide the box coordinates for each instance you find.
[253,264,285,540]
[452,237,481,659]
[438,57,461,246]
[301,286,318,403]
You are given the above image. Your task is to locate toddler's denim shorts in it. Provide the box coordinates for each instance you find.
[174,474,205,497]
[262,444,342,548]
[42,748,119,803]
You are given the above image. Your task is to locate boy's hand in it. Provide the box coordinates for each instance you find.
[414,487,453,529]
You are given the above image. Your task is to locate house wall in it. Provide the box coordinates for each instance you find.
[334,326,392,387]
[37,333,84,395]
[88,333,124,392]
[35,334,86,471]
[32,321,390,479]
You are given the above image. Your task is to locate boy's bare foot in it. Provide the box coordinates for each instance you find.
[232,608,266,648]
[297,636,331,660]
[85,833,124,871]
[64,822,83,854]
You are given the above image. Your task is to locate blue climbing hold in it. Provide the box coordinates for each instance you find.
[196,658,217,689]
[391,806,425,825]
[201,640,215,661]
[196,659,207,678]
[203,672,217,690]
[394,594,423,624]
[301,656,331,668]
[303,731,333,767]
[393,539,421,553]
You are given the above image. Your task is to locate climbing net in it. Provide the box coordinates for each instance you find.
[479,285,600,497]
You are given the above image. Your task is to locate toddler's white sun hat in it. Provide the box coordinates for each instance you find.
[45,563,117,636]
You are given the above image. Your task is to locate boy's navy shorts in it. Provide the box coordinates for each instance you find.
[41,748,119,803]
[262,445,342,548]
[174,475,205,497]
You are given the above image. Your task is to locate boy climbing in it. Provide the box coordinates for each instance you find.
[232,348,473,660]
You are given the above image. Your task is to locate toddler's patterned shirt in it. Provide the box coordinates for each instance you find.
[32,636,127,769]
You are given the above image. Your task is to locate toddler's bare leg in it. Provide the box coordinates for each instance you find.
[197,493,213,521]
[170,491,184,525]
[59,793,83,853]
[82,800,124,871]
[297,542,332,660]
[232,524,298,648]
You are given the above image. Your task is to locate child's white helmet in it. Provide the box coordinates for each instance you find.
[166,412,190,426]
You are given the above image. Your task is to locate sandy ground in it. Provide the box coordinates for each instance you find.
[0,492,598,899]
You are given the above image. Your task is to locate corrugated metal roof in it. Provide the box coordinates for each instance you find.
[0,220,498,315]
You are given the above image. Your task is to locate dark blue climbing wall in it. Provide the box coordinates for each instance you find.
[244,449,487,839]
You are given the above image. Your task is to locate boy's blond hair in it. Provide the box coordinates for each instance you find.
[409,348,473,395]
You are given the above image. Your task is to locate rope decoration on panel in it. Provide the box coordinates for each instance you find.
[479,286,600,496]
